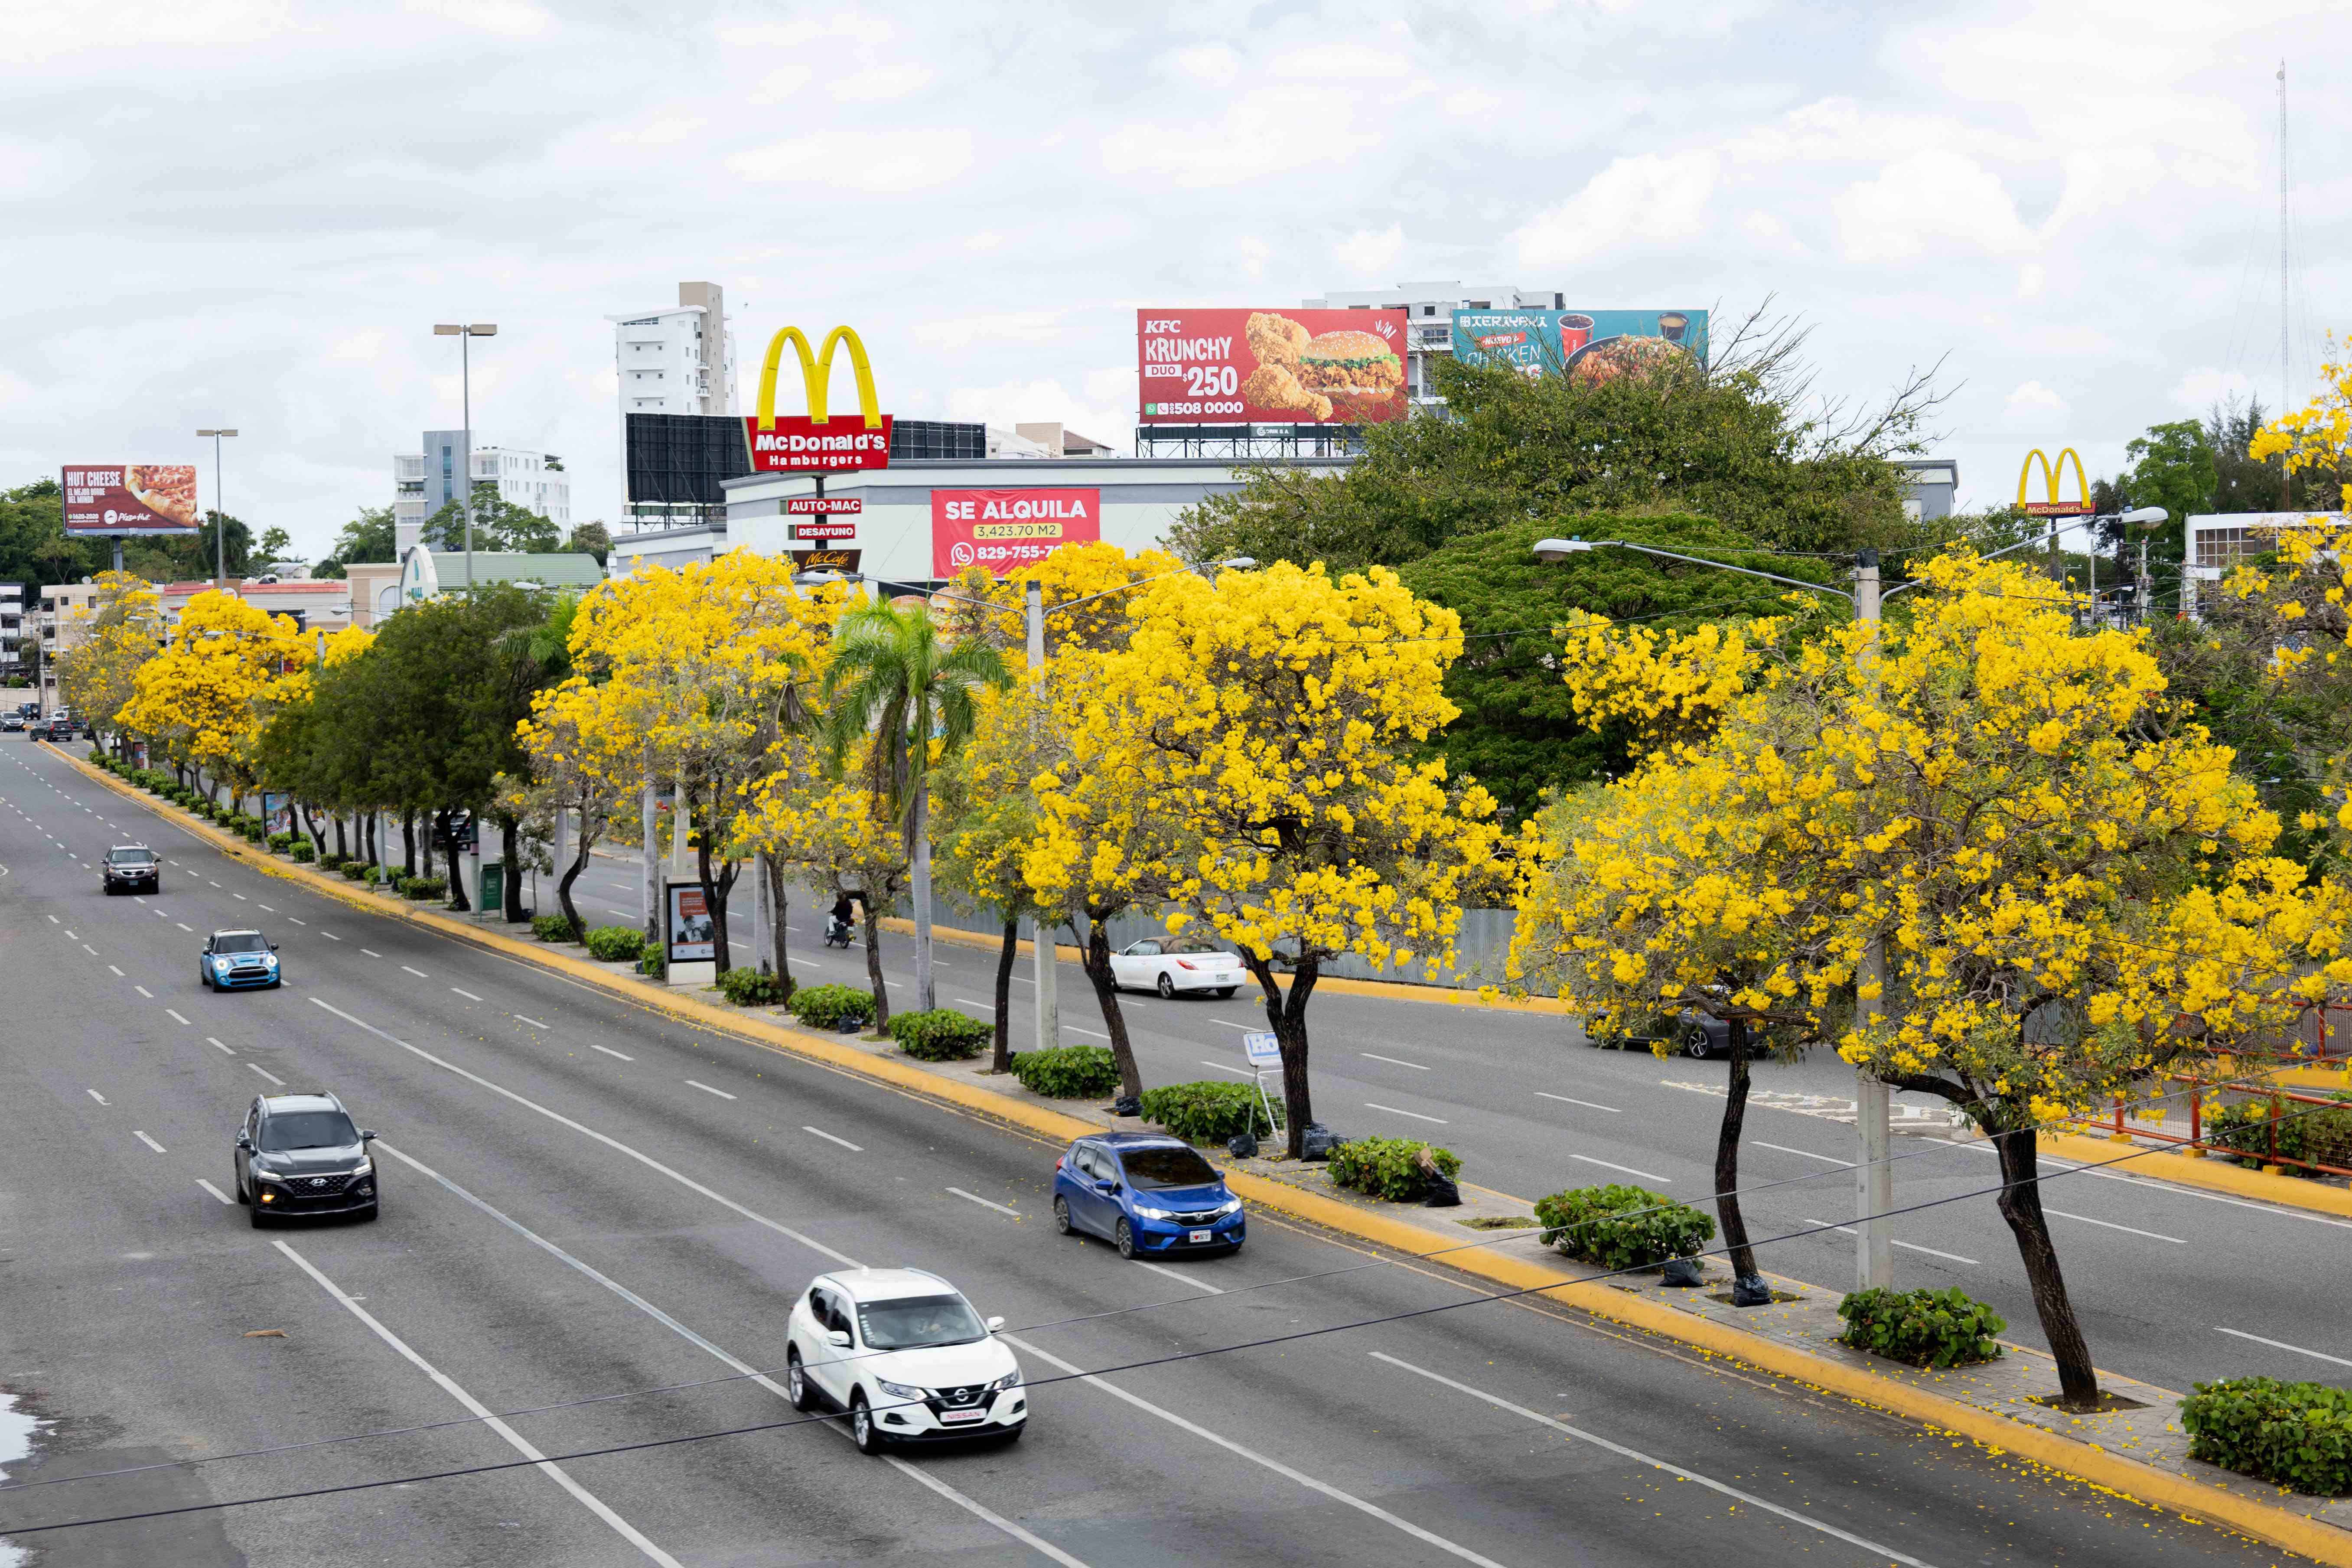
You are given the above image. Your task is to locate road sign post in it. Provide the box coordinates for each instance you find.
[1242,1031,1283,1140]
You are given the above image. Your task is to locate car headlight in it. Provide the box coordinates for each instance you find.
[1134,1203,1175,1220]
[212,957,230,969]
[264,954,279,967]
[988,1370,1022,1392]
[349,1159,372,1177]
[1216,1196,1243,1216]
[876,1379,925,1401]
[254,1167,287,1183]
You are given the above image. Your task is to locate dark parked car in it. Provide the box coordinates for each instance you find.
[101,844,160,894]
[233,1092,378,1226]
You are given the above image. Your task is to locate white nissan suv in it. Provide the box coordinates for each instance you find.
[785,1268,1026,1453]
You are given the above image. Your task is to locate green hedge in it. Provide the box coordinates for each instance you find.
[532,912,581,943]
[716,966,792,1007]
[583,925,645,963]
[1140,1080,1282,1144]
[1327,1136,1463,1202]
[397,874,446,900]
[887,1007,990,1060]
[240,820,263,842]
[1534,1184,1716,1271]
[290,841,315,863]
[1012,1045,1122,1098]
[2181,1377,2352,1496]
[267,830,295,852]
[2208,1094,2352,1177]
[787,982,875,1030]
[342,860,373,880]
[1837,1286,2006,1369]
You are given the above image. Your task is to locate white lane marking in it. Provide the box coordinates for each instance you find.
[1535,1091,1621,1113]
[803,1125,863,1151]
[134,984,153,998]
[1198,1060,1255,1078]
[65,927,79,939]
[948,1187,1019,1216]
[1005,1333,1511,1568]
[271,1239,685,1567]
[2044,1208,2186,1244]
[232,893,247,901]
[1570,1153,1671,1183]
[196,1179,234,1206]
[450,988,483,1002]
[1065,1025,1111,1040]
[133,896,146,905]
[1365,1102,1448,1124]
[321,931,341,940]
[514,1014,550,1029]
[176,922,193,932]
[164,1008,192,1025]
[954,997,994,1009]
[361,948,381,958]
[685,1079,737,1100]
[1947,1138,2352,1230]
[86,1089,107,1105]
[247,1063,285,1086]
[1209,1019,1253,1030]
[1132,1259,1224,1295]
[400,965,428,978]
[287,916,305,925]
[306,998,858,1264]
[369,1141,1088,1567]
[257,903,274,912]
[133,1131,166,1154]
[590,1043,632,1060]
[1370,1353,1933,1568]
[2215,1326,2352,1370]
[107,964,123,975]
[46,915,56,924]
[1800,1219,1977,1267]
[1756,1141,1850,1166]
[207,1037,235,1055]
[81,944,97,956]
[1361,1052,1428,1070]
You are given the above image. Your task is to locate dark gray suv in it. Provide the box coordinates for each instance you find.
[234,1092,379,1227]
[101,844,159,894]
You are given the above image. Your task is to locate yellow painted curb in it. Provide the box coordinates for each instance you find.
[2275,1063,2352,1091]
[2041,1131,2352,1219]
[876,914,1574,1015]
[62,749,2352,1565]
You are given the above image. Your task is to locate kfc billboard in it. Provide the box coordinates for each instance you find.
[61,465,202,535]
[1137,309,1407,425]
[932,488,1101,578]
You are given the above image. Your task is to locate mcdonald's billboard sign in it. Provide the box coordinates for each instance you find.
[2017,447,2092,516]
[745,324,893,473]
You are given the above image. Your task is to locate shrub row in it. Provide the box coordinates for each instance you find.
[2207,1094,2352,1177]
[532,912,581,943]
[397,874,446,901]
[787,982,873,1030]
[1327,1136,1462,1202]
[1011,1045,1122,1099]
[583,925,645,963]
[1534,1183,1716,1271]
[1836,1286,2005,1369]
[716,966,792,1007]
[2181,1376,2352,1496]
[1140,1080,1281,1144]
[887,1008,990,1060]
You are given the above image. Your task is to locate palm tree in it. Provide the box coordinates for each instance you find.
[820,600,1011,1012]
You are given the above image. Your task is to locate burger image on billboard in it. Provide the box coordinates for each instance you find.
[1139,308,1407,425]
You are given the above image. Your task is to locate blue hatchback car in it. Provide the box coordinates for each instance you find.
[201,928,282,991]
[1053,1132,1244,1259]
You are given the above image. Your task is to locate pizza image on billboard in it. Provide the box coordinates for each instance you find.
[61,465,203,534]
[1138,309,1407,425]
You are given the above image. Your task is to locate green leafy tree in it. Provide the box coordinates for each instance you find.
[563,520,612,565]
[0,478,106,595]
[422,484,559,554]
[316,505,399,578]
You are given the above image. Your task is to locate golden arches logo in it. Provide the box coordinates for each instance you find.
[754,325,881,431]
[2016,447,2091,515]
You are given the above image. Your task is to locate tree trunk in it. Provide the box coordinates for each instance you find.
[697,836,738,975]
[440,810,471,910]
[765,857,792,994]
[1077,916,1143,1101]
[1717,1017,1762,1290]
[332,813,348,861]
[1992,1121,2101,1406]
[1242,950,1319,1157]
[501,815,524,921]
[401,810,417,878]
[911,782,935,1011]
[854,889,889,1031]
[991,918,1019,1073]
[557,835,593,942]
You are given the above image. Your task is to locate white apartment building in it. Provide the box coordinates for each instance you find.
[609,281,738,420]
[393,435,570,551]
[0,582,21,675]
[1302,281,1570,405]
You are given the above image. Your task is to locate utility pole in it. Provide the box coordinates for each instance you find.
[1853,548,1894,1290]
[1025,578,1060,1055]
[432,324,496,598]
[196,429,238,587]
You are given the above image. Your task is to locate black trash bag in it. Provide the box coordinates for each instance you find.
[836,1017,862,1035]
[1111,1095,1143,1118]
[1419,1171,1461,1208]
[1730,1272,1773,1307]
[1299,1123,1342,1161]
[1659,1257,1705,1288]
[1227,1131,1259,1160]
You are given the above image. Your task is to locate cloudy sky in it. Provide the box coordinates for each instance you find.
[3,0,2344,560]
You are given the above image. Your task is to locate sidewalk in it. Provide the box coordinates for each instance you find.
[61,748,2352,1566]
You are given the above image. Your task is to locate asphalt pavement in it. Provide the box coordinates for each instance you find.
[0,738,2322,1566]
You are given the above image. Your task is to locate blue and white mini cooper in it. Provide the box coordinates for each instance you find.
[201,929,282,990]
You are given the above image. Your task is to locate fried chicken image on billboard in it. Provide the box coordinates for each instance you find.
[1242,361,1332,421]
[1245,310,1310,372]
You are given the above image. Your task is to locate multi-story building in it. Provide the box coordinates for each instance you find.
[609,281,741,528]
[393,437,570,552]
[1302,281,1570,405]
[0,582,21,677]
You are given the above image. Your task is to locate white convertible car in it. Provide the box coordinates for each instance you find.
[1108,938,1246,999]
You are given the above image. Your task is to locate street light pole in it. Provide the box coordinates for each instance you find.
[433,324,497,600]
[1025,579,1058,1054]
[1851,549,1893,1289]
[195,429,238,587]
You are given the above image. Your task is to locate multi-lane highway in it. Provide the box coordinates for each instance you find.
[0,737,2319,1565]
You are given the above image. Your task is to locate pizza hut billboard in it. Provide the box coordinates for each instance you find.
[61,465,202,534]
[1137,309,1407,425]
[932,488,1100,578]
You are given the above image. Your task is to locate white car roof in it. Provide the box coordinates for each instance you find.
[822,1267,960,1303]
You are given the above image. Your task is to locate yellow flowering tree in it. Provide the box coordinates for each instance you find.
[934,682,1057,1072]
[515,675,644,941]
[56,570,162,751]
[740,729,909,1025]
[1033,561,1510,1156]
[121,590,312,805]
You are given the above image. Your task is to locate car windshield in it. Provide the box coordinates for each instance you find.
[855,1294,987,1350]
[260,1111,358,1151]
[215,933,267,954]
[109,850,154,865]
[1120,1146,1221,1190]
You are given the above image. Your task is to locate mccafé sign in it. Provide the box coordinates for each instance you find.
[2017,447,2092,517]
[746,324,893,473]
